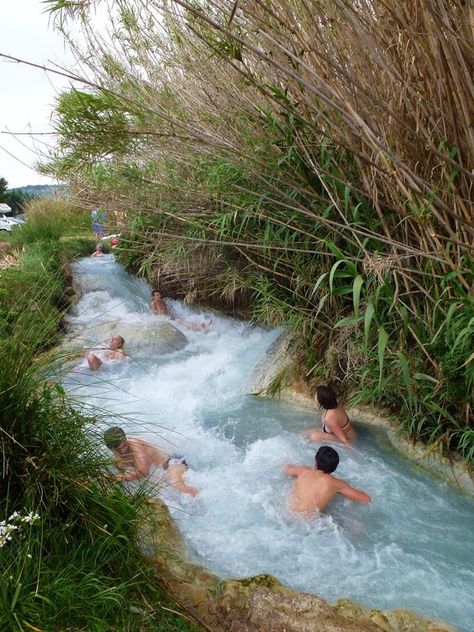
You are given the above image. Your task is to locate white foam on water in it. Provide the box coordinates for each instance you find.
[64,255,474,632]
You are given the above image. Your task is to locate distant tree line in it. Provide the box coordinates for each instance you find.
[0,177,37,214]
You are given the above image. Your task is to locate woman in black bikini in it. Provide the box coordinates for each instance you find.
[302,385,355,446]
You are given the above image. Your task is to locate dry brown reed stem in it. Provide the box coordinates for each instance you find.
[52,0,473,286]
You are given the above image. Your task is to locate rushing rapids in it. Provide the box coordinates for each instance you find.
[63,255,474,632]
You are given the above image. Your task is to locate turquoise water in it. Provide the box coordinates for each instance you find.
[64,256,474,631]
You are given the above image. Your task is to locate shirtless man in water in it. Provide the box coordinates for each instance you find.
[86,335,125,370]
[284,446,371,517]
[103,427,198,496]
[151,290,170,316]
[150,290,212,332]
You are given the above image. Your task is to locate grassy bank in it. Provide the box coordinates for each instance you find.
[0,201,201,632]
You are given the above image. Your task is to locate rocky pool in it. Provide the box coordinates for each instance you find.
[63,255,474,631]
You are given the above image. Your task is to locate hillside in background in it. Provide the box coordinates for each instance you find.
[12,184,66,198]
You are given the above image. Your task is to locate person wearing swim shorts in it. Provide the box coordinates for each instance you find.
[284,446,371,517]
[103,427,198,496]
[302,385,355,445]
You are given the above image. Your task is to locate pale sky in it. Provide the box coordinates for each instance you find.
[0,0,76,188]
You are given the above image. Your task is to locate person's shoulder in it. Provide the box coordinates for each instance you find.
[127,437,143,448]
[298,465,316,476]
[331,475,350,490]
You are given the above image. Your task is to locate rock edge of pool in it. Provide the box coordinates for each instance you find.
[143,499,455,632]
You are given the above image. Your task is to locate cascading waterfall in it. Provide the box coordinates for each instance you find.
[63,255,474,632]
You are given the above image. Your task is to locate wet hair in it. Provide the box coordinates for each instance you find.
[103,426,126,450]
[315,385,338,410]
[151,289,161,297]
[110,335,124,348]
[96,243,104,250]
[315,446,339,474]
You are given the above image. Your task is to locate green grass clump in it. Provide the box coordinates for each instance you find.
[0,203,200,632]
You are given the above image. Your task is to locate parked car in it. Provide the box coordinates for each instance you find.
[0,218,12,232]
[0,214,24,230]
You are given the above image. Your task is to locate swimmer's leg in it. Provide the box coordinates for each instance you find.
[86,352,103,371]
[302,429,336,442]
[166,463,198,496]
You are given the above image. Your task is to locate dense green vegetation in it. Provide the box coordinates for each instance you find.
[42,1,473,462]
[0,201,201,632]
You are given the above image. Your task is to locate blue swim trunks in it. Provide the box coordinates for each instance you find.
[162,454,188,470]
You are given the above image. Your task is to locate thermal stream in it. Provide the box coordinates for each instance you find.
[63,255,474,631]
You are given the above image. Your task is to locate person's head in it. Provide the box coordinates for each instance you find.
[315,385,338,410]
[95,243,104,252]
[151,290,161,300]
[104,426,126,451]
[109,335,124,350]
[111,237,119,247]
[315,446,339,473]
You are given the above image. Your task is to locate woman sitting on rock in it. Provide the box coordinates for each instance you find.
[302,385,355,446]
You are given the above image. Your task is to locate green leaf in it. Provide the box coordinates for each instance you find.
[414,372,439,384]
[310,272,327,297]
[54,383,65,395]
[352,275,364,318]
[332,285,353,296]
[397,351,412,406]
[364,302,375,350]
[325,240,345,260]
[334,315,363,328]
[329,259,347,294]
[316,293,328,316]
[377,326,389,388]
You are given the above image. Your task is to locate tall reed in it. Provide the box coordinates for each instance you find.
[42,0,473,460]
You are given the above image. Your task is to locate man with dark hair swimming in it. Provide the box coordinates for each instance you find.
[284,446,371,517]
[103,426,198,496]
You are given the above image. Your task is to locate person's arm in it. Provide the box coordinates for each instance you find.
[284,464,301,477]
[116,452,150,482]
[107,350,125,361]
[337,480,371,504]
[324,416,350,446]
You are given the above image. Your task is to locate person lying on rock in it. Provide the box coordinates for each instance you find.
[86,335,125,370]
[150,289,212,332]
[302,385,355,446]
[284,446,370,517]
[91,243,105,257]
[103,426,198,496]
